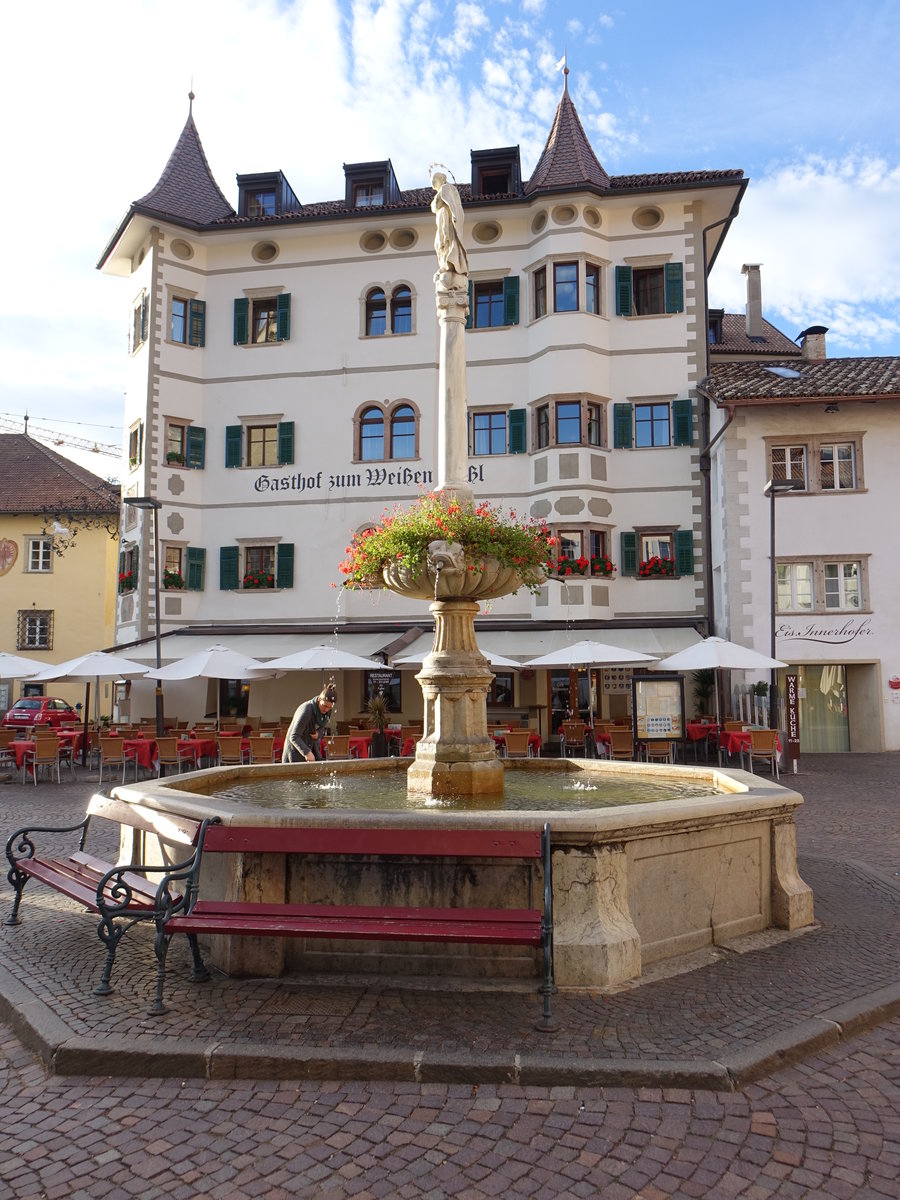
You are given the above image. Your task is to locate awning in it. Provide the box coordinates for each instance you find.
[120,631,398,667]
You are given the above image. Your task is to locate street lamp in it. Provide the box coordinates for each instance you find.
[763,478,803,716]
[124,496,164,736]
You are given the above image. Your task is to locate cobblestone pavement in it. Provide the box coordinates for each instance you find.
[0,753,898,1197]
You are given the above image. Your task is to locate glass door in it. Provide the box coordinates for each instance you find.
[787,664,850,752]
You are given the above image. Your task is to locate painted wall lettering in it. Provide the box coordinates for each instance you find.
[777,618,874,645]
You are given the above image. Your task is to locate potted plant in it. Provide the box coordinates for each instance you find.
[163,567,185,589]
[339,493,552,597]
[366,693,390,758]
[166,450,186,466]
[118,569,135,593]
[242,570,275,589]
[692,668,716,715]
[638,556,677,578]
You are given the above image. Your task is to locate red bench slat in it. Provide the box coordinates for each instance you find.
[202,824,541,859]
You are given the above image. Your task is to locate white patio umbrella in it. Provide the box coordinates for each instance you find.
[653,636,787,729]
[30,650,152,763]
[144,644,279,725]
[0,651,47,678]
[263,645,379,672]
[523,640,658,729]
[393,648,523,669]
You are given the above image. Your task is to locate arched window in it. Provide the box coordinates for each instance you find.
[360,407,385,460]
[391,286,412,334]
[365,288,386,336]
[391,404,416,460]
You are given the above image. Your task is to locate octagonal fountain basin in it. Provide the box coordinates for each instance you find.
[112,758,814,990]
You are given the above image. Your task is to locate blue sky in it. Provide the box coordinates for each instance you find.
[2,0,898,477]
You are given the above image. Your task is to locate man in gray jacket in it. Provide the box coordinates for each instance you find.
[282,683,336,762]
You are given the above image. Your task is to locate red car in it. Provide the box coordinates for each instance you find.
[2,697,80,730]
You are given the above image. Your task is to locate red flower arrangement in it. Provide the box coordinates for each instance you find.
[117,570,135,593]
[242,570,275,589]
[638,556,676,578]
[546,555,616,578]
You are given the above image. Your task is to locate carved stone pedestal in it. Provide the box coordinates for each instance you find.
[406,598,505,798]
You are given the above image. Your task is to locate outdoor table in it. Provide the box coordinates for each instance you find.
[349,732,374,759]
[400,736,419,756]
[12,737,80,778]
[123,737,157,773]
[178,736,218,767]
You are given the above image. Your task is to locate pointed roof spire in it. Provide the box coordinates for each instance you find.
[135,94,233,226]
[525,77,609,195]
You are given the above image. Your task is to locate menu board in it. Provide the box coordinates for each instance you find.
[631,674,685,740]
[602,667,633,694]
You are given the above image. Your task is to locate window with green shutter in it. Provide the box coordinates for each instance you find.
[185,547,206,591]
[186,426,206,469]
[613,403,633,449]
[276,293,291,341]
[219,546,240,590]
[188,299,206,347]
[615,266,633,316]
[503,276,520,326]
[674,529,694,576]
[507,408,526,454]
[665,263,684,314]
[277,421,295,465]
[225,425,242,468]
[233,297,249,345]
[276,542,295,589]
[620,532,638,576]
[672,398,692,446]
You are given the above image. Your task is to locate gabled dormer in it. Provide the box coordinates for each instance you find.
[236,171,301,219]
[343,160,401,209]
[470,147,523,197]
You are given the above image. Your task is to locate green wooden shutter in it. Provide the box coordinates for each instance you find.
[277,420,295,465]
[507,408,526,454]
[233,297,249,345]
[674,529,695,576]
[276,293,291,341]
[137,421,144,464]
[225,425,242,468]
[665,263,684,313]
[219,546,240,590]
[185,547,206,591]
[620,532,637,576]
[672,398,692,446]
[503,276,520,326]
[188,299,206,346]
[465,280,473,330]
[140,294,149,342]
[186,425,206,469]
[615,266,633,316]
[613,403,633,449]
[117,549,124,580]
[276,542,294,589]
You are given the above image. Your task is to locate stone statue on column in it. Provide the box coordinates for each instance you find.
[430,167,469,288]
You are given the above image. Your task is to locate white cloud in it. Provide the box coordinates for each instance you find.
[710,155,900,353]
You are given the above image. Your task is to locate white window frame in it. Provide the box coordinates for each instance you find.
[27,537,53,572]
[767,433,865,495]
[777,555,868,613]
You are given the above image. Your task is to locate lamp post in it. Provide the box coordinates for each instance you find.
[124,496,164,736]
[763,478,803,719]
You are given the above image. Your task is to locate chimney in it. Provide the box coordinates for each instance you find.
[798,325,828,360]
[741,263,763,338]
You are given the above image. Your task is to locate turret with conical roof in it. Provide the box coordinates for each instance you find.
[136,93,234,226]
[525,72,610,195]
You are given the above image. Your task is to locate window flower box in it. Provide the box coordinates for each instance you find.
[546,556,616,579]
[118,570,135,593]
[166,451,186,466]
[163,569,185,590]
[638,556,676,578]
[242,571,275,590]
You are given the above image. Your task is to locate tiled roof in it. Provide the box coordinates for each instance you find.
[524,82,610,194]
[0,436,120,515]
[608,169,744,190]
[710,357,900,403]
[136,111,234,226]
[711,314,801,357]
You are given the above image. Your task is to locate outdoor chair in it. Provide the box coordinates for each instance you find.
[216,735,249,766]
[322,735,351,760]
[608,728,635,761]
[560,721,588,758]
[503,729,532,758]
[643,739,675,764]
[0,729,16,775]
[24,735,63,785]
[99,736,130,786]
[155,736,189,777]
[248,735,278,764]
[748,728,780,777]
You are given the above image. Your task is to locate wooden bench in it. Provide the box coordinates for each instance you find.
[5,793,203,997]
[152,822,555,1027]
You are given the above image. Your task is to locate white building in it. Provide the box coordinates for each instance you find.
[100,85,900,749]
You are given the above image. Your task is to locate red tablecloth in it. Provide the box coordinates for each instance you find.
[123,738,157,771]
[177,737,218,766]
[11,737,78,777]
[349,733,373,759]
[686,722,716,742]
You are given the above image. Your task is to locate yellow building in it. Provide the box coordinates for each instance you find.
[0,435,120,715]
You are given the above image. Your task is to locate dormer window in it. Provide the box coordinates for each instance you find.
[353,181,385,208]
[247,189,276,218]
[470,146,522,198]
[344,160,400,209]
[708,309,724,345]
[236,171,301,219]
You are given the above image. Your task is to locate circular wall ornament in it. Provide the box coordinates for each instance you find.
[551,204,577,225]
[531,212,548,233]
[389,228,417,249]
[472,221,502,244]
[583,207,602,228]
[360,231,388,253]
[170,239,194,260]
[251,241,279,262]
[633,206,663,229]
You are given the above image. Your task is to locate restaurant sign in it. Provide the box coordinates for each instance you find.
[252,463,488,496]
[776,617,873,646]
